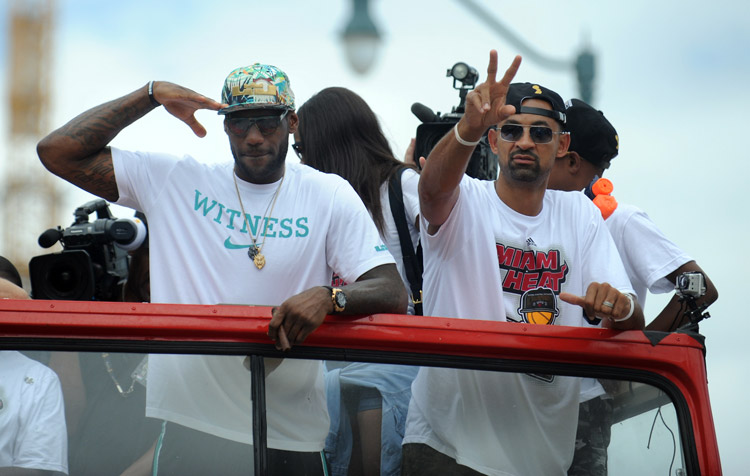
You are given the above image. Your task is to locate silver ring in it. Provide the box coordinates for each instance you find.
[602,301,614,308]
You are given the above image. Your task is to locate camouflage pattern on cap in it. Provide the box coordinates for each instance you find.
[219,63,295,115]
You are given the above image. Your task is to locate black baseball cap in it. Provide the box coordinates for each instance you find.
[517,288,559,315]
[565,98,619,169]
[505,82,567,125]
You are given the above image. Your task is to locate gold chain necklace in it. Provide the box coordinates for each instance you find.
[101,352,136,397]
[233,172,285,270]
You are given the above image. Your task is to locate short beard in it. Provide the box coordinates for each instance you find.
[232,133,289,184]
[503,151,542,183]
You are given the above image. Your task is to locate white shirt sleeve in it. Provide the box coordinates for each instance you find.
[614,206,692,294]
[325,180,395,285]
[12,361,68,473]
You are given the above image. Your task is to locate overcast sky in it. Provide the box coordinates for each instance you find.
[1,0,749,472]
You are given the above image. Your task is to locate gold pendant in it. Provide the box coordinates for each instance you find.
[253,253,266,270]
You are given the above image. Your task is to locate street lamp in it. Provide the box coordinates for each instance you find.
[457,0,597,104]
[575,49,595,105]
[341,0,381,75]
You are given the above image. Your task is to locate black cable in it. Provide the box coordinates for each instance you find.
[647,406,678,475]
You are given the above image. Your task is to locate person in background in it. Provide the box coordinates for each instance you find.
[547,98,717,333]
[296,87,420,476]
[0,258,68,475]
[122,211,151,304]
[67,212,161,476]
[0,256,27,300]
[545,99,718,475]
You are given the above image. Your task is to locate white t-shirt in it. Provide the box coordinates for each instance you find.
[404,178,633,476]
[0,351,68,473]
[378,168,420,313]
[113,150,394,451]
[605,203,692,309]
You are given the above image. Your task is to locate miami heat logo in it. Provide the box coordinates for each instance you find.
[496,244,569,295]
[517,288,559,325]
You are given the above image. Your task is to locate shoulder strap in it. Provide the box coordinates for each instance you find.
[388,168,423,315]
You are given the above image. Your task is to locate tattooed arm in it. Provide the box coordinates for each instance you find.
[37,82,226,201]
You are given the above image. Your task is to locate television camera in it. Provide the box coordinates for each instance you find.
[411,61,498,180]
[29,199,146,301]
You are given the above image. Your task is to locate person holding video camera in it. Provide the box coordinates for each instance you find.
[37,63,405,475]
[401,50,644,476]
[0,257,30,301]
[64,212,161,476]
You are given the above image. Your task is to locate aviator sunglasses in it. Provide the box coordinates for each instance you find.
[226,110,288,137]
[499,123,566,144]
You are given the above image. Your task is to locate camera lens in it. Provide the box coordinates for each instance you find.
[48,261,82,295]
[30,250,95,300]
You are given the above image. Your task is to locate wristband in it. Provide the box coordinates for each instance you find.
[453,125,480,147]
[148,81,161,107]
[612,294,635,322]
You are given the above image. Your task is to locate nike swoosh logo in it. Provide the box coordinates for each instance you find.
[224,237,253,250]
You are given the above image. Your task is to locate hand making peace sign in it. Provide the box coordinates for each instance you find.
[457,50,523,142]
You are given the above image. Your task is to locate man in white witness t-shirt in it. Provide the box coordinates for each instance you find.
[400,50,644,476]
[37,63,406,475]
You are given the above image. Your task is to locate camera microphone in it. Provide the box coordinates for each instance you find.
[411,102,439,123]
[38,228,63,248]
[113,217,148,251]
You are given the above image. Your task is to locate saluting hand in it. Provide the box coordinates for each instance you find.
[149,81,228,138]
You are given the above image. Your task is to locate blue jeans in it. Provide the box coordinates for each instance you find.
[324,363,419,476]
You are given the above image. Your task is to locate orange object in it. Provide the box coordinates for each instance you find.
[592,178,614,196]
[591,178,618,220]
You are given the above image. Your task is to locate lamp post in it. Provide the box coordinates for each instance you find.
[339,0,597,104]
[457,0,596,104]
[575,49,595,105]
[341,0,381,75]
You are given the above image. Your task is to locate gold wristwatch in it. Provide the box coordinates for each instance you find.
[323,286,347,314]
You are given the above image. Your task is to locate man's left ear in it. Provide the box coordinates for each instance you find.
[287,111,299,134]
[557,131,571,158]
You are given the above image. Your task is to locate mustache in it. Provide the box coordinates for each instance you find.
[240,146,273,156]
[509,150,539,162]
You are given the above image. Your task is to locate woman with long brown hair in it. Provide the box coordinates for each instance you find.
[296,87,420,476]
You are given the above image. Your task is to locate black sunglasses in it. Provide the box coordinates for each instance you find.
[292,142,303,159]
[499,124,565,144]
[226,110,288,137]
